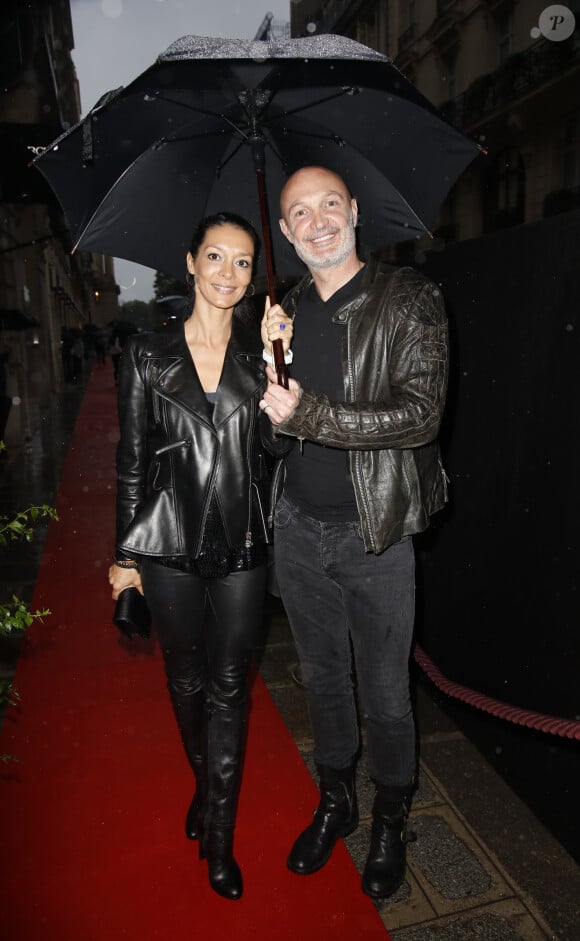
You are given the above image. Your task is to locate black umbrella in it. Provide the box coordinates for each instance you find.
[33,33,480,383]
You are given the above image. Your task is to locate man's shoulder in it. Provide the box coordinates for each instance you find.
[369,261,445,325]
[368,258,429,291]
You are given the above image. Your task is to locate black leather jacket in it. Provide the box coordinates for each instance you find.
[115,316,288,560]
[275,258,449,554]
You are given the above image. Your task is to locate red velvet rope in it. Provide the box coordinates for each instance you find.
[413,643,580,740]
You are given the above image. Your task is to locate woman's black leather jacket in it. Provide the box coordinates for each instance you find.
[274,258,449,554]
[115,316,289,561]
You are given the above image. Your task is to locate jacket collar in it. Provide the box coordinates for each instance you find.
[151,318,263,428]
[283,254,399,324]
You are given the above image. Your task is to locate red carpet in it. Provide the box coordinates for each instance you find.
[0,365,390,940]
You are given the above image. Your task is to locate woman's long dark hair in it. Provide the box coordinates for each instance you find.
[186,212,260,325]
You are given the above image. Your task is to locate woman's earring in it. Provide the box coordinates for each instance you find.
[245,283,255,297]
[186,272,195,287]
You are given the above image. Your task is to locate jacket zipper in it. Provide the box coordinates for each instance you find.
[154,438,190,456]
[346,315,376,553]
[245,406,255,547]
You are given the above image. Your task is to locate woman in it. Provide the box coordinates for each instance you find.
[108,212,292,900]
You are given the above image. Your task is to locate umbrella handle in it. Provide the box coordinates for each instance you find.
[272,338,288,389]
[252,146,289,390]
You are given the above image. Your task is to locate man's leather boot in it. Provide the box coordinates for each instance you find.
[168,686,207,841]
[287,762,358,875]
[201,701,245,900]
[361,791,415,899]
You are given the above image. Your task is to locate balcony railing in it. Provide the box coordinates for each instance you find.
[441,37,580,130]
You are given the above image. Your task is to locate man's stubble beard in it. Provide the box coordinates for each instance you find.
[293,212,357,271]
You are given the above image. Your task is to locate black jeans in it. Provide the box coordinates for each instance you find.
[140,559,267,708]
[274,494,416,796]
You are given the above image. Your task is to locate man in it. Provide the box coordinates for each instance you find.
[260,166,448,899]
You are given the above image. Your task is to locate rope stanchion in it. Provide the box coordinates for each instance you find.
[413,643,580,741]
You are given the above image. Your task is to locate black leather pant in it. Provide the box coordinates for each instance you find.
[140,558,267,712]
[141,558,267,844]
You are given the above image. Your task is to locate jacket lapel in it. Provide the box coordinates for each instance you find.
[151,320,263,428]
[212,321,263,428]
[151,328,212,424]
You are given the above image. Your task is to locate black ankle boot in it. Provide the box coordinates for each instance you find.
[287,762,358,875]
[167,687,208,841]
[361,794,415,899]
[203,700,246,900]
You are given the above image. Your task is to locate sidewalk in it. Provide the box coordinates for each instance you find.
[2,368,579,941]
[258,598,580,941]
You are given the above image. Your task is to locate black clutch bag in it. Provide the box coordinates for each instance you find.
[113,587,152,639]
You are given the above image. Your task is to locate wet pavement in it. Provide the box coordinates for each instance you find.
[1,369,579,941]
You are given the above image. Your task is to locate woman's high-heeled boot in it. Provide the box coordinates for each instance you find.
[168,686,208,841]
[201,701,246,900]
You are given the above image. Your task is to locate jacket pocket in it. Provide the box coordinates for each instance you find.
[154,438,191,457]
[149,439,190,492]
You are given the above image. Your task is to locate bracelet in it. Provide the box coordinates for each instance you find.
[114,558,140,570]
[263,348,293,365]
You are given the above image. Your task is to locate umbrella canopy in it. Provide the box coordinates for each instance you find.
[32,34,480,285]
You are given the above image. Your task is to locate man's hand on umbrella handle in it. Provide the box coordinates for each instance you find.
[261,297,293,355]
[260,364,301,425]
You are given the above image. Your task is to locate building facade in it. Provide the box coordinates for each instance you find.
[0,0,119,449]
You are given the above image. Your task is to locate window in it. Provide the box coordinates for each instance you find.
[483,146,525,232]
[442,50,458,102]
[497,148,523,212]
[496,5,513,65]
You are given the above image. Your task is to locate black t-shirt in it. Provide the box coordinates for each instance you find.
[284,267,365,522]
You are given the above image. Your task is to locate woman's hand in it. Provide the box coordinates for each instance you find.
[261,296,293,355]
[259,364,302,426]
[108,563,143,601]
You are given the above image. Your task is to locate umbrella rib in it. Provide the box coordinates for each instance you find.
[267,87,359,125]
[159,130,246,174]
[144,92,249,139]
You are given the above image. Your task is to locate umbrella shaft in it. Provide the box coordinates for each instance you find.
[254,164,289,390]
